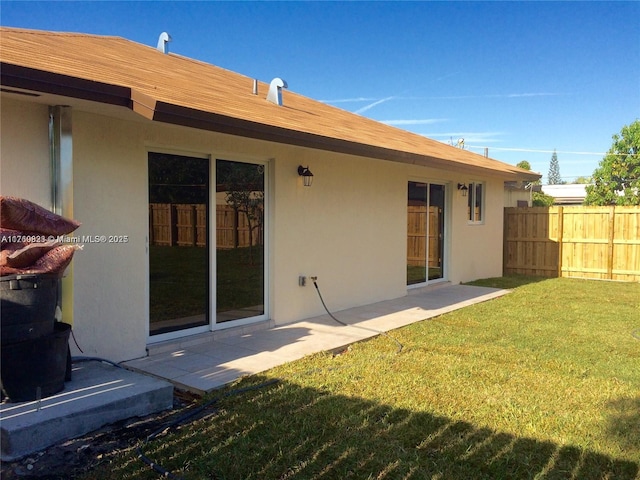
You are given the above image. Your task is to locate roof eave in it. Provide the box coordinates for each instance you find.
[153,102,538,180]
[1,62,132,108]
[2,62,541,182]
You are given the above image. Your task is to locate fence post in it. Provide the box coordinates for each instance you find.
[557,206,564,278]
[607,206,615,280]
[503,208,508,276]
[190,205,197,247]
[189,204,198,247]
[149,205,154,245]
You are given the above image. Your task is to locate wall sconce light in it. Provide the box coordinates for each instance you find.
[298,165,314,187]
[457,183,468,197]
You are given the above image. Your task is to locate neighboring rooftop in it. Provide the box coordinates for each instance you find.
[0,27,540,182]
[541,184,590,205]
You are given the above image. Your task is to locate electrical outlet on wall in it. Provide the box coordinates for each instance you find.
[298,276,307,287]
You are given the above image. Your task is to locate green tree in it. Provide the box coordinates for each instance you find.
[548,149,562,185]
[574,176,592,184]
[219,161,264,265]
[532,191,555,206]
[515,160,541,186]
[585,120,640,206]
[514,160,551,205]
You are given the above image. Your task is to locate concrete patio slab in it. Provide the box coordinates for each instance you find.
[125,284,509,394]
[0,361,173,461]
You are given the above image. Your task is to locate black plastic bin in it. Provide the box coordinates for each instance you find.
[0,274,59,344]
[1,322,72,402]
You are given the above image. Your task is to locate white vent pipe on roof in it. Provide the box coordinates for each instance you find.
[157,32,172,54]
[266,78,288,106]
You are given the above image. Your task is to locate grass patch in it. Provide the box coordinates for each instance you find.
[149,245,263,323]
[149,245,208,322]
[407,265,443,284]
[216,246,264,313]
[89,277,639,479]
[465,274,550,289]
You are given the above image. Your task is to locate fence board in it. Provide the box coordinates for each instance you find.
[150,203,262,249]
[407,206,441,267]
[216,205,237,249]
[196,204,207,247]
[407,205,426,266]
[503,207,559,276]
[176,204,197,246]
[504,206,640,282]
[612,207,640,281]
[149,203,173,246]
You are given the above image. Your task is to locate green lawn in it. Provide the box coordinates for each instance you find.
[215,245,264,314]
[149,245,263,323]
[406,265,443,284]
[149,246,209,322]
[89,277,639,479]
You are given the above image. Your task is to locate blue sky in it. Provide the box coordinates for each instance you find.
[2,1,638,182]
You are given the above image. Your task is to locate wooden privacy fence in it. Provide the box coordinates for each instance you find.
[504,206,640,282]
[407,205,441,267]
[149,203,262,248]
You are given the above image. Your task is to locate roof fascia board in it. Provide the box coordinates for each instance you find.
[152,101,448,165]
[1,63,132,108]
[152,102,536,180]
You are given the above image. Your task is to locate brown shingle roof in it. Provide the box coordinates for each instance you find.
[0,27,540,181]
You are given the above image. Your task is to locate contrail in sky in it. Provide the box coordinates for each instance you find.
[322,92,561,106]
[381,119,448,125]
[467,146,607,155]
[354,96,396,114]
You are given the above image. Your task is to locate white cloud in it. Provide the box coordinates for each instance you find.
[472,146,606,155]
[380,119,448,126]
[503,93,561,98]
[424,132,505,144]
[319,97,378,104]
[429,92,562,100]
[320,92,563,114]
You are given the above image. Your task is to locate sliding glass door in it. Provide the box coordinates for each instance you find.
[148,154,268,341]
[215,160,266,324]
[148,152,210,337]
[407,181,445,286]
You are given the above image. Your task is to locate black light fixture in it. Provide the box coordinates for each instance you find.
[298,165,314,187]
[457,183,468,197]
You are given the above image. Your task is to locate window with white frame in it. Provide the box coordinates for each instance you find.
[467,182,484,223]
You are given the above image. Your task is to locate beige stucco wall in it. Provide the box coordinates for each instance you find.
[273,150,408,321]
[71,112,149,359]
[2,96,508,362]
[0,98,51,206]
[451,177,506,282]
[505,187,532,207]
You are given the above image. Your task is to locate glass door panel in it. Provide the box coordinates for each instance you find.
[428,184,445,281]
[216,160,265,323]
[407,182,428,285]
[148,152,209,336]
[407,181,445,285]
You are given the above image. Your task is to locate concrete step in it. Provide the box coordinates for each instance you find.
[1,360,173,461]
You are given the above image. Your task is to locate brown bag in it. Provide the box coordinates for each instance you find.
[0,196,80,236]
[0,244,79,278]
[5,241,61,268]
